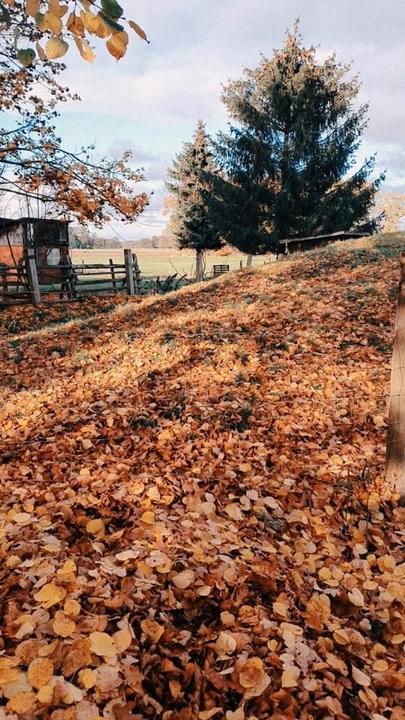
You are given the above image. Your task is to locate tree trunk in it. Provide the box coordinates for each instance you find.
[246,253,253,267]
[195,249,204,282]
[385,253,405,503]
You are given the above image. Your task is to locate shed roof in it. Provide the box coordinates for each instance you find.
[279,231,368,246]
[0,217,70,231]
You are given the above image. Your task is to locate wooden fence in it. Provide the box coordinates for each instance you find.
[0,250,141,306]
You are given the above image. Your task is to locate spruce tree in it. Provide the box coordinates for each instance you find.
[216,24,384,254]
[167,121,223,281]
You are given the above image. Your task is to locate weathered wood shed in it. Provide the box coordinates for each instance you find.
[0,217,70,284]
[279,231,368,255]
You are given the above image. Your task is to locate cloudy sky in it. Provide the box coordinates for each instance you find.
[56,0,405,240]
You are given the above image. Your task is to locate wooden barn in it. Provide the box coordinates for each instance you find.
[0,217,70,285]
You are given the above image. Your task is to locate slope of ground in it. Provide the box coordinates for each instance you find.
[0,234,404,720]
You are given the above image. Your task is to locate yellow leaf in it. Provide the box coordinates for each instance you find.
[7,691,36,714]
[45,36,69,59]
[37,684,53,704]
[239,657,265,688]
[86,518,105,536]
[225,503,244,521]
[89,631,117,657]
[348,587,365,607]
[333,628,350,645]
[53,611,76,638]
[213,631,237,657]
[26,0,40,16]
[0,665,19,684]
[140,510,155,524]
[57,560,76,576]
[64,599,81,616]
[172,569,195,589]
[273,600,289,618]
[67,11,85,36]
[128,20,149,43]
[42,10,63,34]
[373,659,389,672]
[80,9,98,32]
[281,665,300,688]
[305,593,331,630]
[352,665,371,687]
[141,619,164,643]
[27,658,53,689]
[112,627,132,653]
[106,30,128,61]
[199,710,222,720]
[78,668,96,689]
[74,36,95,62]
[34,582,66,608]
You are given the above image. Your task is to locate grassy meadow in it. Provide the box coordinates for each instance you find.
[70,247,270,277]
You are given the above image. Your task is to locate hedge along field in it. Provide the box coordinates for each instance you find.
[70,248,269,277]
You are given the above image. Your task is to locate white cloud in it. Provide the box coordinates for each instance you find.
[56,0,405,236]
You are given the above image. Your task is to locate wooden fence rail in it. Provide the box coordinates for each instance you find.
[1,252,142,305]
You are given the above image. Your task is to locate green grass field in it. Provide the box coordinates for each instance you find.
[70,248,270,277]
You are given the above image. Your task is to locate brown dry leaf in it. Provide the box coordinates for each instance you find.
[239,657,266,688]
[225,503,244,521]
[112,628,132,653]
[172,569,195,589]
[64,598,81,616]
[7,691,36,714]
[0,236,402,719]
[95,664,122,693]
[140,511,155,524]
[352,665,371,687]
[57,559,77,576]
[305,593,331,630]
[62,639,92,676]
[0,661,19,685]
[53,676,83,704]
[27,658,53,689]
[198,709,223,720]
[33,583,66,608]
[78,668,97,690]
[348,587,365,607]
[141,619,164,643]
[89,631,117,657]
[281,665,300,688]
[37,684,53,704]
[53,610,76,637]
[213,631,237,657]
[86,518,105,536]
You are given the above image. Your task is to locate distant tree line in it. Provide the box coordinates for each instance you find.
[167,24,384,280]
[70,226,122,249]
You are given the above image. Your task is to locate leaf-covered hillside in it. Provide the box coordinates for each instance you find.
[0,235,404,720]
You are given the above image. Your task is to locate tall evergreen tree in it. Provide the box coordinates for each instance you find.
[167,121,223,281]
[216,24,384,254]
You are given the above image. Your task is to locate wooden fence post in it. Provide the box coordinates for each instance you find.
[109,258,117,294]
[124,249,135,296]
[26,249,41,306]
[132,253,141,295]
[385,253,405,502]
